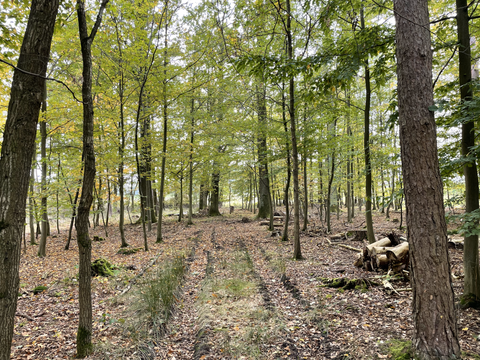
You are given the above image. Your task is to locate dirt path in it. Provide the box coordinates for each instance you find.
[12,210,480,359]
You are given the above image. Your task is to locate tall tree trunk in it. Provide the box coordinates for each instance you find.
[282,82,291,242]
[456,0,480,301]
[257,84,271,219]
[0,1,59,358]
[157,15,169,242]
[302,111,308,232]
[394,0,460,357]
[188,97,195,225]
[75,1,108,357]
[327,144,335,233]
[361,8,375,244]
[114,19,128,248]
[38,112,48,257]
[285,0,302,259]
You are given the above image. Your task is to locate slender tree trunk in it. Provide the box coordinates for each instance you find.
[327,147,335,233]
[75,1,108,356]
[257,84,271,219]
[361,8,375,244]
[285,0,302,259]
[0,2,59,358]
[38,117,48,257]
[394,0,460,357]
[282,82,291,242]
[188,97,195,225]
[456,0,480,301]
[157,16,169,242]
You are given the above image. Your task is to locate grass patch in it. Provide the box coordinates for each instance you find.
[135,255,185,333]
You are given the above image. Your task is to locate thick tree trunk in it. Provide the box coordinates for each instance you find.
[0,1,59,358]
[394,0,460,358]
[209,167,221,216]
[456,0,480,301]
[75,1,108,357]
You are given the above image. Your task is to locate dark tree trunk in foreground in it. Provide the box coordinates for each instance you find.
[76,1,108,357]
[394,0,460,358]
[0,1,59,358]
[456,0,480,301]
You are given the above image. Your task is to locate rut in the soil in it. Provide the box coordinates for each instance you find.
[192,229,216,360]
[236,236,301,359]
[239,224,346,359]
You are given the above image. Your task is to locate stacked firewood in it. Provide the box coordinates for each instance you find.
[354,234,409,273]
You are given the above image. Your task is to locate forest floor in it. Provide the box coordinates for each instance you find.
[11,208,480,360]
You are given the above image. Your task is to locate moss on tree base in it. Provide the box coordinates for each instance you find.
[459,293,480,310]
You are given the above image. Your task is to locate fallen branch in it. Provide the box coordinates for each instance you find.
[338,244,362,252]
[117,250,163,296]
[16,312,34,321]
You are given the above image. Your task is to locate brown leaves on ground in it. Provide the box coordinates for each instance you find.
[11,209,480,359]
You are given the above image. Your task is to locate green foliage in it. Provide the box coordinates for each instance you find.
[447,209,480,238]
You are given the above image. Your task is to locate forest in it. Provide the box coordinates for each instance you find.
[0,0,480,359]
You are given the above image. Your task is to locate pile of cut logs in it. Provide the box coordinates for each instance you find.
[354,234,409,273]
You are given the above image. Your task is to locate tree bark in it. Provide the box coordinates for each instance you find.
[361,8,375,244]
[257,84,271,219]
[0,1,59,358]
[38,114,48,257]
[282,81,291,242]
[75,1,108,357]
[394,0,460,357]
[285,0,302,260]
[456,0,480,300]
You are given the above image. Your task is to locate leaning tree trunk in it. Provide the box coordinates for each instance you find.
[394,0,461,358]
[456,0,480,301]
[76,1,108,357]
[0,1,59,358]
